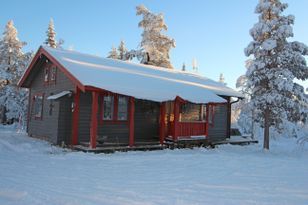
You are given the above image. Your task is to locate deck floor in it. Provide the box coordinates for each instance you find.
[74,144,165,153]
[73,137,258,153]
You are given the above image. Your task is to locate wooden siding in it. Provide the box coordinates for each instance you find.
[134,99,160,143]
[28,59,74,144]
[77,91,92,142]
[57,97,72,144]
[77,93,160,144]
[77,91,130,144]
[208,104,228,141]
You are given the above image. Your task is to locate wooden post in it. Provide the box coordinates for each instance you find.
[71,87,80,145]
[226,97,231,138]
[26,88,32,133]
[159,102,166,145]
[90,91,99,149]
[205,103,209,138]
[129,97,135,147]
[173,97,180,141]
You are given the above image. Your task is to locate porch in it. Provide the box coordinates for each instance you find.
[70,87,226,150]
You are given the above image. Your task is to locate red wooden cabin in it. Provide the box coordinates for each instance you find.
[19,46,243,149]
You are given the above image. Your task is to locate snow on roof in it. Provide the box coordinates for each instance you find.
[47,91,72,100]
[42,46,243,104]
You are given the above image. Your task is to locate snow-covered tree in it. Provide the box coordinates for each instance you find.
[118,40,128,60]
[219,73,226,85]
[107,46,118,59]
[136,5,175,69]
[192,58,198,72]
[244,0,308,149]
[219,73,224,84]
[0,20,32,123]
[45,18,57,48]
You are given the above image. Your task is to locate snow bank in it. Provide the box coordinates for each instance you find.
[0,126,308,205]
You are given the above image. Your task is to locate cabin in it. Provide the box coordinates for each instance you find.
[18,46,244,150]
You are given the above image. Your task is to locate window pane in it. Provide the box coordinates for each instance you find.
[180,103,202,122]
[44,68,49,82]
[103,96,114,120]
[50,67,56,81]
[34,95,43,118]
[118,96,128,120]
[201,105,207,121]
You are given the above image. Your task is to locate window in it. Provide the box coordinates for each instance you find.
[201,105,207,121]
[33,94,44,119]
[180,103,204,122]
[103,96,114,120]
[44,67,49,83]
[50,66,57,83]
[118,96,128,120]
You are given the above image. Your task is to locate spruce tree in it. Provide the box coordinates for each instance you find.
[244,0,308,149]
[0,20,31,123]
[107,46,119,59]
[219,73,225,84]
[136,5,175,69]
[182,63,186,71]
[45,18,57,48]
[118,40,128,60]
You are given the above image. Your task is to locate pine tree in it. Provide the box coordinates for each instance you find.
[219,73,225,84]
[182,63,186,71]
[118,40,128,60]
[244,0,308,149]
[0,20,31,123]
[192,58,198,72]
[136,5,175,69]
[107,46,119,59]
[45,18,57,48]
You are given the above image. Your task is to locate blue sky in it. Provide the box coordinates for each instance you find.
[0,0,307,89]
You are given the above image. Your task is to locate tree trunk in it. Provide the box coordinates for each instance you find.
[263,107,270,150]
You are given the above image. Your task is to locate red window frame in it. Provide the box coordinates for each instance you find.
[117,96,129,121]
[43,64,57,85]
[32,93,44,120]
[100,93,129,124]
[44,66,49,85]
[102,95,114,121]
[50,66,57,84]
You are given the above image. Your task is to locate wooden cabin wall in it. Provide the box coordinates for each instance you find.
[77,91,92,143]
[57,97,73,144]
[97,94,129,144]
[134,99,160,143]
[28,61,74,144]
[208,104,228,141]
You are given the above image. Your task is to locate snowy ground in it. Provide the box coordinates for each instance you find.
[1,125,308,205]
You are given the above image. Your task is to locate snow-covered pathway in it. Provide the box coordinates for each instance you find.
[0,125,308,205]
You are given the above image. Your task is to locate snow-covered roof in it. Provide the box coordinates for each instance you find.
[22,46,244,104]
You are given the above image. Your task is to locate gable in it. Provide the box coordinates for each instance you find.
[18,47,83,90]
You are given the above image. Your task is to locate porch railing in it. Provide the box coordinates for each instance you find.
[169,121,207,137]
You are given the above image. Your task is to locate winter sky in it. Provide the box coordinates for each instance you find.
[0,0,307,89]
